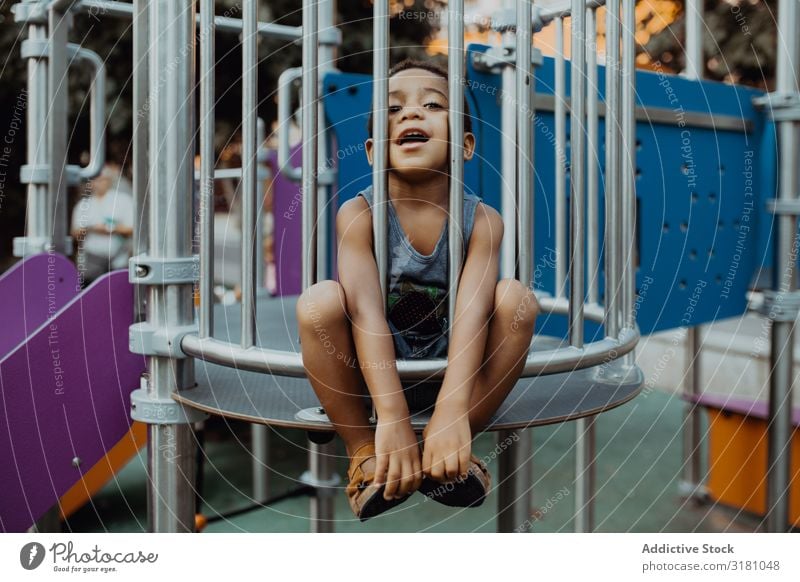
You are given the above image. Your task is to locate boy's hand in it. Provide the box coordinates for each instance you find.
[421,407,472,483]
[373,418,423,500]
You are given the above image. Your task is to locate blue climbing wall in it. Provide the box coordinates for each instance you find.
[322,45,771,336]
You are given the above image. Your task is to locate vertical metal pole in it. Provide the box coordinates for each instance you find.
[621,0,635,334]
[570,0,589,533]
[256,117,267,296]
[18,2,50,256]
[586,6,599,306]
[497,0,533,533]
[684,0,702,80]
[199,0,214,339]
[372,1,389,299]
[680,0,705,503]
[241,0,257,349]
[133,0,149,323]
[303,0,320,292]
[448,0,465,330]
[554,17,567,296]
[146,0,197,532]
[47,5,69,256]
[766,0,799,533]
[604,0,621,339]
[500,0,517,280]
[308,0,337,533]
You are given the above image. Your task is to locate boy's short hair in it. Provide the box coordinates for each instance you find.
[366,58,473,138]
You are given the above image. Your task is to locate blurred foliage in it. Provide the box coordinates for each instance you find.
[642,0,778,89]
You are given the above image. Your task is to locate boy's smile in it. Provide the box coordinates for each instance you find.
[366,67,475,186]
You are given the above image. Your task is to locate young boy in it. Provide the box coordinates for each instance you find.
[296,59,538,521]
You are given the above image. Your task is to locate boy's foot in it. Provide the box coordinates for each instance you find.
[345,442,412,522]
[418,454,491,508]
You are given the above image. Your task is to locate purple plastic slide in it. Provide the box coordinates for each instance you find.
[0,270,145,532]
[0,253,79,359]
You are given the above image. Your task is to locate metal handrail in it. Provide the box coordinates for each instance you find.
[180,296,639,379]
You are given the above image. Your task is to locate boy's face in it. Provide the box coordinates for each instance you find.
[366,68,475,182]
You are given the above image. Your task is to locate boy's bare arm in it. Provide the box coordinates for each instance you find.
[422,204,503,481]
[335,197,408,420]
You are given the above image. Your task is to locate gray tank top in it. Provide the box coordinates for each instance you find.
[357,185,482,359]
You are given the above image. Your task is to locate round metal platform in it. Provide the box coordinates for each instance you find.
[174,296,643,432]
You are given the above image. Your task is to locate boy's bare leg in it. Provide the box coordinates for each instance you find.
[467,278,539,433]
[296,280,374,457]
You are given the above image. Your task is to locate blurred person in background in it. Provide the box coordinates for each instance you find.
[71,164,134,284]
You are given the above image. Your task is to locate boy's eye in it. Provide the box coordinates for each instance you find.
[425,102,443,109]
[388,105,401,113]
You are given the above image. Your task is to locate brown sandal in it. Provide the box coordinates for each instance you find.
[345,442,412,522]
[418,454,491,508]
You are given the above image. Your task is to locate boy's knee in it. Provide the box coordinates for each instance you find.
[495,278,538,331]
[296,280,348,329]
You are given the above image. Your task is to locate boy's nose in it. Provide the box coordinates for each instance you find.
[400,106,424,122]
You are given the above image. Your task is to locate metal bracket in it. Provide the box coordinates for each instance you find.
[130,388,208,425]
[491,5,546,34]
[129,322,198,358]
[11,2,48,25]
[753,92,800,122]
[757,290,800,322]
[765,198,800,215]
[298,469,342,497]
[129,254,200,285]
[20,163,82,186]
[472,46,543,73]
[13,236,73,258]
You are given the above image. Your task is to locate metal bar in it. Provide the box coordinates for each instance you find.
[684,0,702,79]
[570,0,589,534]
[181,299,640,379]
[48,5,69,255]
[496,430,534,532]
[575,414,596,531]
[569,0,586,349]
[766,0,799,533]
[500,19,517,279]
[498,0,535,535]
[132,0,149,322]
[76,1,316,42]
[257,117,267,294]
[302,0,319,291]
[146,0,197,533]
[372,0,389,301]
[586,5,599,305]
[604,0,621,338]
[241,0,257,348]
[555,17,567,297]
[309,0,338,533]
[199,0,214,338]
[277,67,303,181]
[22,20,50,254]
[680,0,706,503]
[517,0,533,288]
[621,0,635,332]
[448,0,465,330]
[532,93,753,133]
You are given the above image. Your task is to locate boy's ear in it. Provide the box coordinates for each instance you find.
[463,132,476,162]
[365,138,374,166]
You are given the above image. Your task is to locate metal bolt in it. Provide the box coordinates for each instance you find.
[135,265,149,278]
[71,457,82,468]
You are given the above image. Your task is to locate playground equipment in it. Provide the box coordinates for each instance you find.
[3,0,798,533]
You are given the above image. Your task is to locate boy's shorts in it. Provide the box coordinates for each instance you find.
[362,378,442,414]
